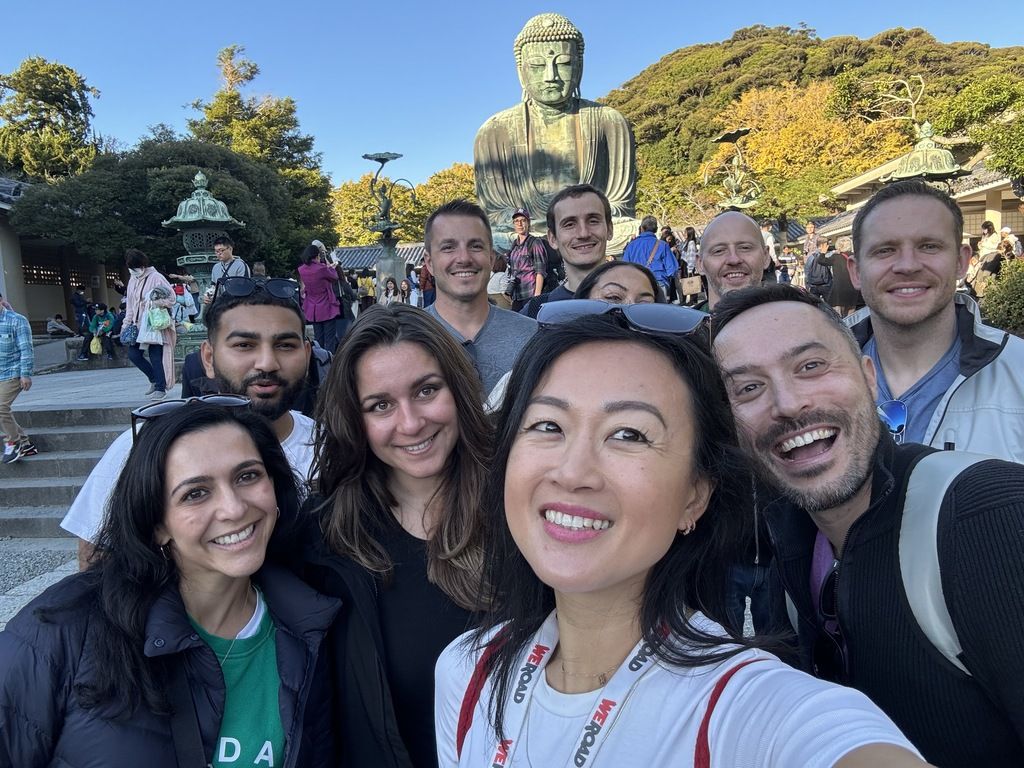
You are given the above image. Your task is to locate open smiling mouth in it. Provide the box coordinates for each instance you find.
[775,428,837,461]
[211,523,256,546]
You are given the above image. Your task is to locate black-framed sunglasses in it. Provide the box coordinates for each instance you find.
[812,562,849,683]
[537,299,708,336]
[130,394,251,440]
[212,276,300,305]
[877,399,908,445]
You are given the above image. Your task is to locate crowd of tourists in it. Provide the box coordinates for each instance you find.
[1,180,1023,768]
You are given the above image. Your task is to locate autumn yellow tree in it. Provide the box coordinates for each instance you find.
[331,163,475,246]
[707,80,911,219]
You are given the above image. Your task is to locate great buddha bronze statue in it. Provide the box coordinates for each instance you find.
[474,13,638,252]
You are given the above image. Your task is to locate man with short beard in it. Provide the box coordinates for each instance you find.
[711,283,1024,767]
[61,279,314,567]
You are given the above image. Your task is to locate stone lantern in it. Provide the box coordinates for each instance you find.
[161,170,245,296]
[161,171,245,357]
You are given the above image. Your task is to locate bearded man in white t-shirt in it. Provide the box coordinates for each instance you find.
[62,279,316,568]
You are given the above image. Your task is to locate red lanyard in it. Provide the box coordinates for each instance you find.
[494,611,659,767]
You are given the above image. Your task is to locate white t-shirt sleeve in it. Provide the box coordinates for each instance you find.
[280,411,316,490]
[709,655,922,767]
[59,428,133,543]
[436,629,497,768]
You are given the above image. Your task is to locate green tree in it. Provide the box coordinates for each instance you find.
[0,56,100,180]
[9,139,295,274]
[188,45,335,258]
[401,162,476,242]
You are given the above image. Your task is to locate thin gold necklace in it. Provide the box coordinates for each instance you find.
[216,584,257,665]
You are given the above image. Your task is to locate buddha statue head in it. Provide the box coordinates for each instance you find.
[514,13,585,109]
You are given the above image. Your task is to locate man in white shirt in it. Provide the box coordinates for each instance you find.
[62,279,314,567]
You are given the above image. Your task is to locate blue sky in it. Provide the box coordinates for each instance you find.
[3,0,1021,185]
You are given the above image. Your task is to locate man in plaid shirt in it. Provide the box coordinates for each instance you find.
[0,293,36,464]
[506,207,549,312]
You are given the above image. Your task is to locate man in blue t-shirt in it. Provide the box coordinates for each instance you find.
[845,180,1024,461]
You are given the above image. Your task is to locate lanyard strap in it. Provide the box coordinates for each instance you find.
[495,612,660,767]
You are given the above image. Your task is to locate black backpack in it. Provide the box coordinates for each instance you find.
[541,239,566,293]
[805,252,833,288]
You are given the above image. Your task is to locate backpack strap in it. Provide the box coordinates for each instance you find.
[168,662,206,767]
[456,636,506,759]
[694,658,767,767]
[900,450,991,676]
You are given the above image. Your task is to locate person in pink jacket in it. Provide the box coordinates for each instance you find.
[123,249,176,400]
[298,243,341,353]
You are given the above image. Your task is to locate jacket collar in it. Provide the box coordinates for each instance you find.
[143,566,341,659]
[846,293,1005,379]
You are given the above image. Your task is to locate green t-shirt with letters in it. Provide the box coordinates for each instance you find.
[190,589,285,767]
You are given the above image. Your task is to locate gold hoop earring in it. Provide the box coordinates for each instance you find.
[682,521,696,536]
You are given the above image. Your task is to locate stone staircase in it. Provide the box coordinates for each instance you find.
[0,406,129,537]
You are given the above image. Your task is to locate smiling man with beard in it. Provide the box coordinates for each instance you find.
[61,279,314,567]
[711,283,1024,767]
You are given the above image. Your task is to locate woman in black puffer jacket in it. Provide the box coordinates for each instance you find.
[0,402,340,768]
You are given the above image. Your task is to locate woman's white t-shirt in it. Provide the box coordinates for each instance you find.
[435,614,920,768]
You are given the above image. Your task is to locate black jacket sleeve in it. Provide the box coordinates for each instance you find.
[942,460,1024,744]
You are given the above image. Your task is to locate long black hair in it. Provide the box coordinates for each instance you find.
[474,314,760,738]
[51,404,300,718]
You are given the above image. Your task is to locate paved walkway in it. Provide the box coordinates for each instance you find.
[14,366,183,410]
[0,537,77,631]
[3,366,181,622]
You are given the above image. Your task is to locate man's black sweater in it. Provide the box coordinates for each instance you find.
[763,435,1024,766]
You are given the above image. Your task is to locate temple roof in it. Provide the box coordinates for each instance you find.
[332,243,425,271]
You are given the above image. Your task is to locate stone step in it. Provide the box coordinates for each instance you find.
[0,506,73,537]
[14,406,132,429]
[0,449,105,478]
[0,476,87,507]
[22,425,126,452]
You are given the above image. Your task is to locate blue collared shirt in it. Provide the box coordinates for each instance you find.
[622,231,678,284]
[0,306,34,380]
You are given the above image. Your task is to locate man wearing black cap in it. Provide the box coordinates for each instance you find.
[506,206,550,312]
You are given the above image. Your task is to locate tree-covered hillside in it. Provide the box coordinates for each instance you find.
[602,25,1024,222]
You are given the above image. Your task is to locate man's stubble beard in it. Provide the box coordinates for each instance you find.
[741,397,880,514]
[213,370,306,422]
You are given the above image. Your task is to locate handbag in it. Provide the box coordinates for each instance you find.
[120,322,139,345]
[148,305,172,331]
[89,336,102,355]
[681,275,702,295]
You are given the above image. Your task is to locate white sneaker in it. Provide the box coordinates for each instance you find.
[2,441,23,464]
[144,383,157,395]
[149,390,167,401]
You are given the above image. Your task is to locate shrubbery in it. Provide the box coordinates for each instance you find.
[982,258,1024,336]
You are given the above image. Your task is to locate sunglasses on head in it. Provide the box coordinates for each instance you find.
[877,399,907,445]
[537,299,708,336]
[212,276,300,304]
[130,394,251,441]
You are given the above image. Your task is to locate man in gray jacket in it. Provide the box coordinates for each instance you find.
[845,179,1024,461]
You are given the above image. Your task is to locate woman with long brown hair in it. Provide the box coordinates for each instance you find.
[298,303,491,768]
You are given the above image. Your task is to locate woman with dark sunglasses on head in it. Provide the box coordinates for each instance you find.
[295,303,491,768]
[435,308,930,767]
[0,403,340,767]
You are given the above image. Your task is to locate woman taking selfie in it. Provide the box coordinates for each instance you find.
[301,303,491,768]
[436,305,928,767]
[298,243,342,353]
[0,402,339,767]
